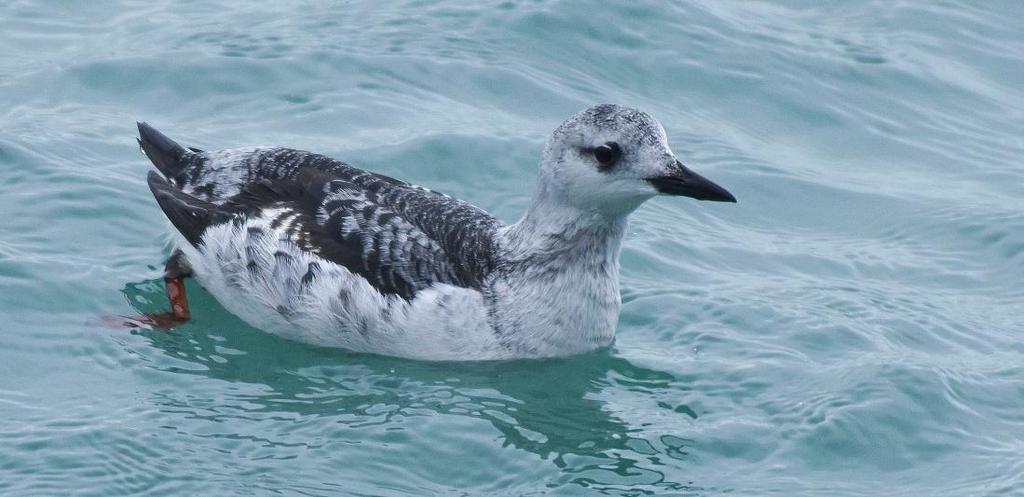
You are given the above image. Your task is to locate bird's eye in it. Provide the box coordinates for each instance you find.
[592,142,621,169]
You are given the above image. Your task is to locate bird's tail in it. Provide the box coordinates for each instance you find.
[137,122,191,183]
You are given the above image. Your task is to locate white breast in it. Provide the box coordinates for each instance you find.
[486,253,620,357]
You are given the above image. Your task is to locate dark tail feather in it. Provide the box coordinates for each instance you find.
[147,171,217,246]
[138,122,189,182]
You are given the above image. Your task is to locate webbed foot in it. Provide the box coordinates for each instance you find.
[102,250,192,330]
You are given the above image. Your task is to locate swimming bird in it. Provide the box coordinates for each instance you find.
[132,104,735,360]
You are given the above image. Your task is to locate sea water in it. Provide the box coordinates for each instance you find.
[1,1,1022,495]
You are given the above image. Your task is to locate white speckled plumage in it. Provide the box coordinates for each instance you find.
[140,104,735,360]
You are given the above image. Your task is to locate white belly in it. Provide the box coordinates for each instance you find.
[175,219,506,361]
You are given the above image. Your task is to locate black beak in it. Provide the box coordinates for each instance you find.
[646,160,736,203]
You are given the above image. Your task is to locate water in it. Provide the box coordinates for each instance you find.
[1,0,1022,494]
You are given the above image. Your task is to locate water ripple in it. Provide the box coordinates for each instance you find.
[2,0,1023,495]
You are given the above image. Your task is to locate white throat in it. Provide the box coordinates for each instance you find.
[486,176,632,356]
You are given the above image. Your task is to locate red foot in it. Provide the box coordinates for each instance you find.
[100,276,191,330]
[163,276,191,322]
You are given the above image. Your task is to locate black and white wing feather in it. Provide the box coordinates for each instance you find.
[140,123,502,300]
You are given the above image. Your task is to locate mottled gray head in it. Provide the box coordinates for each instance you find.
[539,104,735,215]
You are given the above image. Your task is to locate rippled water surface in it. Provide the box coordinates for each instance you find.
[2,1,1023,495]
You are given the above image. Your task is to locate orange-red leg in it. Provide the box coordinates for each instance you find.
[103,250,193,330]
[141,275,191,328]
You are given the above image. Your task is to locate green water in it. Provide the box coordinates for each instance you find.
[2,1,1023,495]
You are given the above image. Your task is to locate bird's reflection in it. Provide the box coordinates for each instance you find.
[119,278,701,494]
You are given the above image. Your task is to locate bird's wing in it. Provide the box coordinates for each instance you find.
[147,157,502,300]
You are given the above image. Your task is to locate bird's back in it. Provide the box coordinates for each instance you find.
[139,123,503,300]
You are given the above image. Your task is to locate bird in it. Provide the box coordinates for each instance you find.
[130,104,735,360]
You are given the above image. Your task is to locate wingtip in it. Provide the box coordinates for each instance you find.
[146,170,175,205]
[136,122,150,153]
[145,170,214,247]
[136,121,159,142]
[146,169,168,189]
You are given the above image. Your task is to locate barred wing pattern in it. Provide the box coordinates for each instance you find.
[176,148,503,299]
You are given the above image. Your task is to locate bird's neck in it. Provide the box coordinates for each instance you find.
[490,186,628,356]
[501,186,629,264]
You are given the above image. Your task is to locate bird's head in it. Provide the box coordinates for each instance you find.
[538,104,735,216]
